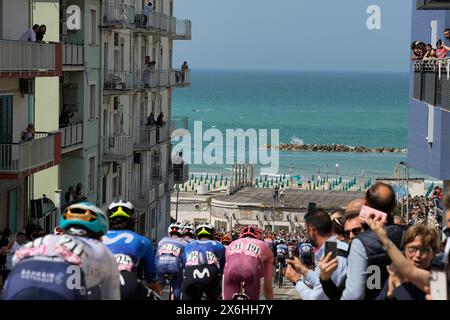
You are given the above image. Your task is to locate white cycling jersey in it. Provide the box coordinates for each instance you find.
[13,234,121,300]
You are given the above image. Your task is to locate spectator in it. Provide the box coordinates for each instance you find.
[20,123,35,143]
[423,44,434,60]
[431,186,444,219]
[279,185,286,203]
[156,112,166,126]
[146,112,156,126]
[273,185,279,202]
[376,225,438,300]
[285,209,348,300]
[59,105,74,128]
[142,2,153,27]
[0,228,12,286]
[436,40,447,59]
[36,24,46,42]
[65,186,76,204]
[4,232,27,282]
[330,209,346,242]
[343,211,363,243]
[411,41,426,61]
[172,151,184,165]
[75,182,83,199]
[338,182,405,300]
[19,24,39,42]
[443,28,450,51]
[181,61,189,83]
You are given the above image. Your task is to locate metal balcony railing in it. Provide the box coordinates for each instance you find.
[171,69,190,86]
[104,70,135,90]
[102,135,133,159]
[413,58,450,107]
[62,44,83,65]
[0,132,60,175]
[61,123,83,148]
[134,126,157,150]
[0,39,61,78]
[174,19,192,40]
[417,0,450,9]
[156,125,169,143]
[173,164,189,184]
[102,1,136,27]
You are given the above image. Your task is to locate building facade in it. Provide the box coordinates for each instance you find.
[0,0,191,240]
[409,0,450,187]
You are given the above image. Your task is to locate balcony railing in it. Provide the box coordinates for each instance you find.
[174,19,192,40]
[104,70,135,90]
[62,44,83,66]
[102,1,136,28]
[413,58,450,108]
[173,164,189,184]
[134,126,157,150]
[0,132,61,178]
[61,123,83,149]
[417,0,450,9]
[102,135,133,160]
[171,69,190,86]
[0,39,62,78]
[156,125,169,143]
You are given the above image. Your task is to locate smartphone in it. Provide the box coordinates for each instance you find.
[359,205,388,224]
[430,271,448,300]
[324,241,337,259]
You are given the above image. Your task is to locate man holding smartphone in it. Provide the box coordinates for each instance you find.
[284,209,348,300]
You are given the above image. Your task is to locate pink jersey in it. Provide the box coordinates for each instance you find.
[225,238,273,281]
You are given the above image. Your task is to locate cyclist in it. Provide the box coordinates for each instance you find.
[220,234,232,246]
[182,223,225,300]
[299,241,314,268]
[223,226,273,300]
[181,223,195,243]
[155,222,186,300]
[3,202,120,300]
[276,238,288,273]
[103,200,160,300]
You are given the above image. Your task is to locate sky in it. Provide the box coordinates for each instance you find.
[173,0,413,72]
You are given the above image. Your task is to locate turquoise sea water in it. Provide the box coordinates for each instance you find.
[172,69,433,181]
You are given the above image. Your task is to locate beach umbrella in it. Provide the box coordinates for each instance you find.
[291,175,301,180]
[283,174,286,180]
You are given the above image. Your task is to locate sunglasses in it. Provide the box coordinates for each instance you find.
[405,246,433,256]
[344,227,362,238]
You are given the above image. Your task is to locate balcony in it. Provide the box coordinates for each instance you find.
[101,2,136,28]
[62,44,83,71]
[173,164,189,184]
[171,69,190,87]
[134,126,157,151]
[156,125,169,143]
[0,39,62,78]
[413,58,450,109]
[61,123,83,153]
[135,183,159,209]
[0,132,62,179]
[174,19,192,40]
[133,11,176,35]
[104,70,135,91]
[102,135,133,161]
[417,0,450,9]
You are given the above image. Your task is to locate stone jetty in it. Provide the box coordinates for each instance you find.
[263,143,406,153]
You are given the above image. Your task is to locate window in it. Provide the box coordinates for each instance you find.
[89,84,96,119]
[88,156,96,192]
[90,9,97,45]
[112,176,118,197]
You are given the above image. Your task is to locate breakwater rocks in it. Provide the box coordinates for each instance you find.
[263,144,407,153]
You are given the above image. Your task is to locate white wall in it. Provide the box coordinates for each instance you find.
[2,0,29,40]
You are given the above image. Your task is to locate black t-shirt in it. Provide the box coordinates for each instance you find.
[0,237,9,266]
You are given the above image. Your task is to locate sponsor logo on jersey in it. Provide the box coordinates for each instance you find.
[158,243,182,257]
[103,233,134,245]
[193,268,210,279]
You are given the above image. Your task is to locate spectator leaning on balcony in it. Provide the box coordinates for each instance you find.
[411,41,426,61]
[19,24,39,42]
[59,105,74,128]
[181,61,189,83]
[436,40,447,59]
[36,24,46,42]
[19,124,35,143]
[143,2,153,27]
[156,112,166,126]
[147,112,156,126]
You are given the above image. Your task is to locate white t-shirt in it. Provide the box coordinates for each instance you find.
[13,234,121,300]
[5,241,21,270]
[19,28,36,42]
[172,154,183,165]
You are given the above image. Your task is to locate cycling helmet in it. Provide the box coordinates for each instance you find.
[182,223,195,237]
[195,223,214,238]
[239,226,263,240]
[60,202,109,236]
[168,222,184,236]
[221,234,232,245]
[107,200,134,219]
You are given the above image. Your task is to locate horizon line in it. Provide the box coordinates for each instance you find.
[188,67,409,73]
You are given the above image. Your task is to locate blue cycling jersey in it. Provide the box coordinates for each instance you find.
[183,239,226,271]
[155,236,187,273]
[103,230,156,283]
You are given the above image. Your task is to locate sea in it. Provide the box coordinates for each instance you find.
[172,69,438,183]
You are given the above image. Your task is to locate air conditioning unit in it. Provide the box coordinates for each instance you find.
[19,78,35,95]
